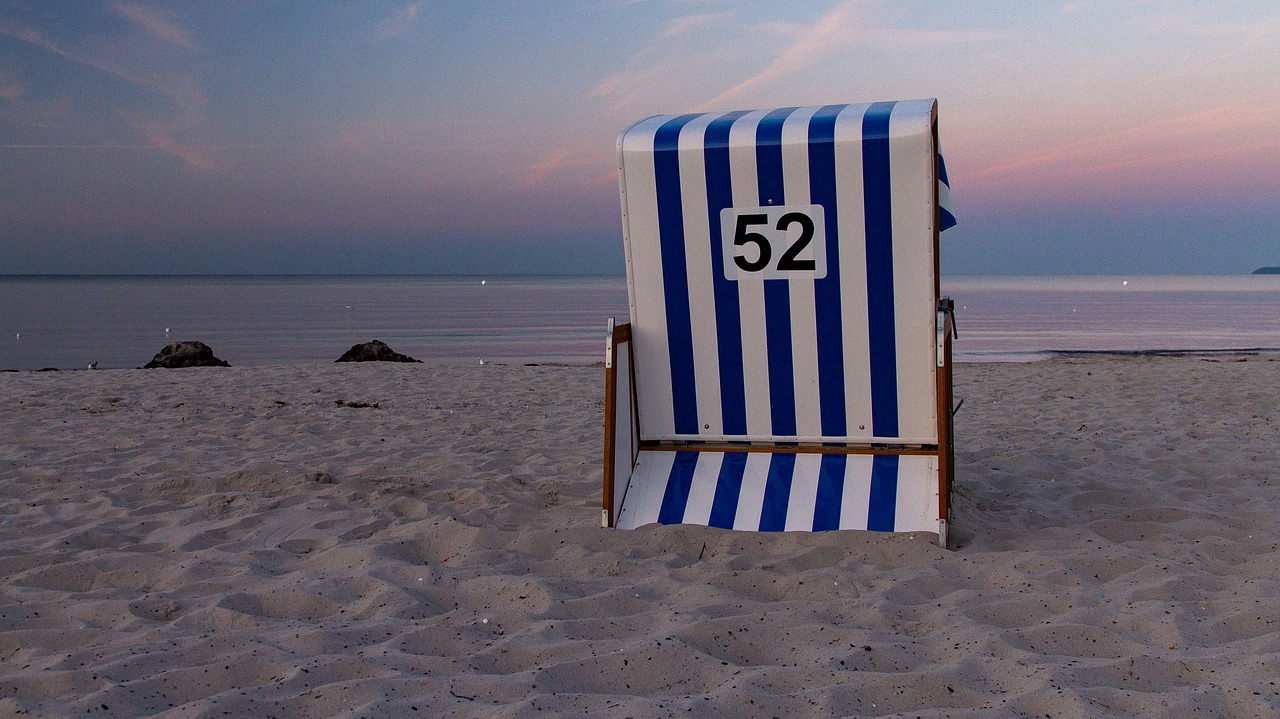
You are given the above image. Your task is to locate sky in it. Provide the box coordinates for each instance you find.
[1,0,1277,275]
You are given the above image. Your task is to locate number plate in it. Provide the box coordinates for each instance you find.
[720,204,827,281]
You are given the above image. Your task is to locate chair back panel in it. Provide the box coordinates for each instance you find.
[618,99,941,445]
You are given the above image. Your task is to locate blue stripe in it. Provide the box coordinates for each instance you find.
[811,454,846,531]
[938,153,957,231]
[653,114,704,435]
[939,205,957,232]
[756,107,799,437]
[808,104,848,437]
[867,454,899,532]
[703,111,751,436]
[657,451,700,524]
[707,452,747,529]
[862,101,899,438]
[758,453,796,532]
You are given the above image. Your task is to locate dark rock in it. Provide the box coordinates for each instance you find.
[335,340,422,363]
[1252,267,1280,275]
[144,341,230,369]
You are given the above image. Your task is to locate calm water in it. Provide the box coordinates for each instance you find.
[1,274,1277,370]
[947,275,1280,360]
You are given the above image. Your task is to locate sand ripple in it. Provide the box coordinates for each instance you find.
[1,358,1278,717]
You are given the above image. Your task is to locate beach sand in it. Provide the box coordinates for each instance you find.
[1,357,1277,718]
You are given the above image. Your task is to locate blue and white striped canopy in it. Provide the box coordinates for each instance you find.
[618,99,951,447]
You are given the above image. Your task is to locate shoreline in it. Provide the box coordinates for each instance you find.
[1,357,1278,716]
[6,345,1280,372]
[961,346,1280,362]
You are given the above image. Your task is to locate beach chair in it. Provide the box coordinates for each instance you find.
[604,99,957,545]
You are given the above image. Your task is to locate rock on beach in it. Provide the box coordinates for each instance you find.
[335,340,422,363]
[143,341,230,369]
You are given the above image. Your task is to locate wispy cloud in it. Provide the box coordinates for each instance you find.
[702,1,1010,110]
[590,59,691,112]
[969,87,1280,184]
[517,143,613,188]
[369,2,423,42]
[0,16,213,168]
[661,11,734,38]
[111,2,198,50]
[0,21,151,90]
[0,68,22,101]
[701,1,860,109]
[1129,11,1280,39]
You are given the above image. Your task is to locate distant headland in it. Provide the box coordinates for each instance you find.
[1253,267,1280,274]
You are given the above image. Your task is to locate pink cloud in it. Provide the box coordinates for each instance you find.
[701,1,859,109]
[661,12,734,39]
[1,16,213,168]
[970,89,1280,185]
[369,3,422,42]
[0,76,22,101]
[111,2,199,50]
[701,1,1011,110]
[124,109,221,171]
[518,144,613,188]
[958,88,1280,209]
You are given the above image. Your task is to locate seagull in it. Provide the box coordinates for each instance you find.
[479,358,486,365]
[480,280,486,286]
[14,333,19,340]
[88,362,98,370]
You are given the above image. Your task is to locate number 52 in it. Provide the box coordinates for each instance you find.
[720,204,827,280]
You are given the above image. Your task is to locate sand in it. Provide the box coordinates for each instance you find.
[1,357,1278,718]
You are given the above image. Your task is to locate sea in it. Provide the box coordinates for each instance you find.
[1,274,1277,371]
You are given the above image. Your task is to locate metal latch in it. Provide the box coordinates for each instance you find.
[936,298,957,367]
[605,317,616,369]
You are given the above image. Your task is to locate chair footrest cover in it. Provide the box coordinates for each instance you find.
[616,450,939,533]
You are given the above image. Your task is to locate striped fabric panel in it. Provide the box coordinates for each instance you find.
[615,450,939,533]
[618,99,941,446]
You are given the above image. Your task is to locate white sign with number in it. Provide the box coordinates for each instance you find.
[720,204,827,281]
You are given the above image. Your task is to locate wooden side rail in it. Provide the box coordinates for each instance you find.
[602,319,633,528]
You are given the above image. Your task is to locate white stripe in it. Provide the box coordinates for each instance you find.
[677,113,723,437]
[894,457,939,533]
[612,339,634,523]
[784,453,823,531]
[681,451,724,525]
[781,106,822,441]
[732,452,773,530]
[618,451,942,531]
[728,111,772,439]
[615,450,676,529]
[837,454,875,530]
[888,102,939,443]
[619,116,676,438]
[832,105,874,440]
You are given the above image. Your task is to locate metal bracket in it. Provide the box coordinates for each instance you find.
[605,317,616,369]
[936,298,957,367]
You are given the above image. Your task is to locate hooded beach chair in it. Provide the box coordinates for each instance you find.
[604,99,957,545]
